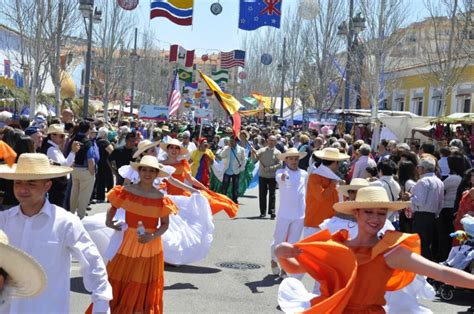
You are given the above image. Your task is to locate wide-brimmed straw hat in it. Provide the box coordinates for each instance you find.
[277,147,307,161]
[130,155,170,177]
[313,147,350,161]
[337,178,369,197]
[240,130,250,139]
[0,153,73,180]
[0,230,47,297]
[333,186,409,215]
[159,138,188,155]
[161,125,170,132]
[133,139,160,159]
[46,124,67,135]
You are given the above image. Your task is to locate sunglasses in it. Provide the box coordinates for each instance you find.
[52,133,65,138]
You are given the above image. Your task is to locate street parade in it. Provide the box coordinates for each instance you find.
[1,0,474,313]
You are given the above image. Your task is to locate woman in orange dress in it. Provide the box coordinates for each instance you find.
[275,186,474,313]
[102,156,177,313]
[160,139,238,218]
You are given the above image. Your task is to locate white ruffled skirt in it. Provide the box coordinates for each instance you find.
[82,193,214,265]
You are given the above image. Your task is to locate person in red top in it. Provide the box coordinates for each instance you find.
[276,186,474,313]
[304,147,350,238]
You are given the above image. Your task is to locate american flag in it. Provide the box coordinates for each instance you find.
[220,50,246,69]
[168,73,181,116]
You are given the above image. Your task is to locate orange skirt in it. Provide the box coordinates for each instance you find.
[201,190,239,218]
[86,228,165,314]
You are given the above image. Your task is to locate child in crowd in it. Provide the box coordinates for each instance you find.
[270,148,308,278]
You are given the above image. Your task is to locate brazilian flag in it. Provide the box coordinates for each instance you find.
[177,68,192,83]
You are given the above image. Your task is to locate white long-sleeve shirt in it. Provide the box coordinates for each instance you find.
[0,200,112,313]
[46,140,75,167]
[352,155,377,179]
[275,167,308,219]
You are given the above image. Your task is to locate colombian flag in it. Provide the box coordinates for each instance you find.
[198,70,241,138]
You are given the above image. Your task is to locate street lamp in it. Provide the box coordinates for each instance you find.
[79,0,102,119]
[277,37,289,119]
[338,0,365,110]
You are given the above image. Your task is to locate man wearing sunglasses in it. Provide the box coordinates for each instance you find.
[40,124,80,207]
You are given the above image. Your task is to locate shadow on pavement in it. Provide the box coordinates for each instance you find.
[164,283,198,290]
[245,274,282,293]
[165,264,222,274]
[70,277,89,294]
[234,216,269,220]
[240,195,258,199]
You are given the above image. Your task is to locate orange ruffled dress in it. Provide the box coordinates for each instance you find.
[165,160,239,218]
[104,186,177,313]
[289,229,421,313]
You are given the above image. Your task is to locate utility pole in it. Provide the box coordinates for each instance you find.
[373,0,386,122]
[130,27,138,116]
[343,0,354,110]
[279,37,287,118]
[82,7,94,119]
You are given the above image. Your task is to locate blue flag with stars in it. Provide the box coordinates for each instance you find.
[238,0,282,31]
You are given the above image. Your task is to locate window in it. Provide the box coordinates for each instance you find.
[411,97,423,116]
[394,98,404,111]
[459,97,471,112]
[430,98,441,116]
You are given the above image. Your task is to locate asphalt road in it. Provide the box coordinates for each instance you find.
[70,188,473,313]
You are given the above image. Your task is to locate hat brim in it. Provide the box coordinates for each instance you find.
[277,152,307,161]
[336,184,369,197]
[133,141,160,159]
[333,201,409,215]
[130,161,169,177]
[159,142,188,155]
[0,243,47,298]
[313,151,350,161]
[46,130,68,136]
[0,165,73,180]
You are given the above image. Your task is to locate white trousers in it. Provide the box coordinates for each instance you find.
[271,217,304,262]
[303,226,321,239]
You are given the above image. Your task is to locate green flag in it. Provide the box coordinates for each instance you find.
[177,68,192,83]
[211,69,229,84]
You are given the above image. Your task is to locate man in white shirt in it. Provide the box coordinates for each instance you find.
[0,153,112,313]
[352,144,376,179]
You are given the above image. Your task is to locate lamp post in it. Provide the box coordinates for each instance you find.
[277,37,289,119]
[79,0,101,119]
[129,27,139,116]
[338,0,366,110]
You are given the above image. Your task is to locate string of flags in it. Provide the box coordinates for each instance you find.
[150,0,283,31]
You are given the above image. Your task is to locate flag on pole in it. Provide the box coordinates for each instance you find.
[211,69,229,83]
[168,73,181,116]
[150,0,194,26]
[238,0,282,31]
[220,50,246,68]
[198,70,241,137]
[169,44,194,67]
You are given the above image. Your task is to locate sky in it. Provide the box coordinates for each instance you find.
[128,0,431,55]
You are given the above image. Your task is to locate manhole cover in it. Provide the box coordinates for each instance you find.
[216,262,263,270]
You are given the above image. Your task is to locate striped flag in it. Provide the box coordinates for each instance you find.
[168,73,181,116]
[220,50,245,69]
[211,69,229,83]
[150,0,194,26]
[169,44,194,67]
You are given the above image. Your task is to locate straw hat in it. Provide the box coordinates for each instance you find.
[313,147,350,161]
[161,125,170,132]
[46,124,67,135]
[277,147,307,161]
[133,139,160,159]
[240,130,250,139]
[159,138,188,155]
[336,178,369,197]
[130,155,170,177]
[0,230,47,297]
[0,153,73,180]
[333,186,409,215]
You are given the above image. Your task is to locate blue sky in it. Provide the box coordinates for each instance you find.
[131,0,430,54]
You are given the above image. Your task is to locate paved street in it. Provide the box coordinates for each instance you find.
[70,188,473,313]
